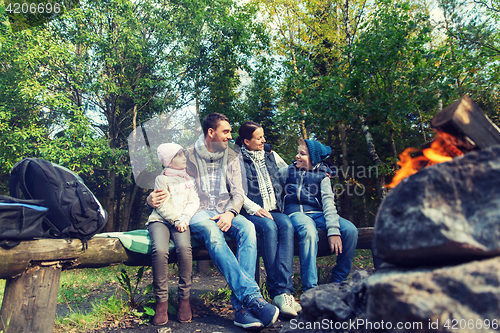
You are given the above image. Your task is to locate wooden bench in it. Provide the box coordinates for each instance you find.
[0,227,373,333]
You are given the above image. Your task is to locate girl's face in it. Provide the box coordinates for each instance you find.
[244,127,266,151]
[169,150,187,170]
[295,143,312,170]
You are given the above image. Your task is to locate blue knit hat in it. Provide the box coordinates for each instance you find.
[304,139,332,166]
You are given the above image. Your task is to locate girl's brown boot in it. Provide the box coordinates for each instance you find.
[177,298,192,323]
[153,300,169,325]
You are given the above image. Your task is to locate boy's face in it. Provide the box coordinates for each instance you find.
[169,150,187,170]
[296,143,312,170]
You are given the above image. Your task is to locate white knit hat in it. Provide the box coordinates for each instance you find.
[157,143,183,167]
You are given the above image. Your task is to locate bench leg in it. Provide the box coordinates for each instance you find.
[197,260,212,274]
[0,264,61,333]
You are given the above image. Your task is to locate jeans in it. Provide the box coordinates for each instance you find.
[290,213,358,291]
[148,221,192,302]
[190,210,261,311]
[244,212,294,298]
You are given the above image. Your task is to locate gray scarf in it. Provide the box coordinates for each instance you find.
[194,134,229,196]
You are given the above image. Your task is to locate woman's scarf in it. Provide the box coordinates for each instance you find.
[241,145,276,211]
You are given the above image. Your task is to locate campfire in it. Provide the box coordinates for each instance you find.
[387,96,500,188]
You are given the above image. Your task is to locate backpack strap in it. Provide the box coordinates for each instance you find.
[0,239,21,249]
[9,158,31,199]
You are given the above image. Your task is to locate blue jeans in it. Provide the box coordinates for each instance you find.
[190,210,261,311]
[244,212,294,298]
[290,213,358,291]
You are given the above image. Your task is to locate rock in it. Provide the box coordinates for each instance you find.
[280,271,370,333]
[365,257,500,332]
[374,145,500,267]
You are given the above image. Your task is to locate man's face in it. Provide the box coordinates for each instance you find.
[208,120,232,151]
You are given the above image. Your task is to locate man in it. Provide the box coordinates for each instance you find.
[148,113,279,329]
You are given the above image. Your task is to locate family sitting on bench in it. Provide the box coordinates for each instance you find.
[145,112,359,330]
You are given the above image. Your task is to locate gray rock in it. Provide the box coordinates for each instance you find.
[365,257,500,332]
[280,271,370,333]
[374,145,500,267]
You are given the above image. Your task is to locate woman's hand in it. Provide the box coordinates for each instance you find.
[255,208,274,220]
[147,189,170,208]
[328,235,342,256]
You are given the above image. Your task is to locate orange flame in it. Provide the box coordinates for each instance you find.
[387,132,463,189]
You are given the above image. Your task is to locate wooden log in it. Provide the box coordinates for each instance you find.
[0,264,61,333]
[0,228,373,279]
[431,95,500,149]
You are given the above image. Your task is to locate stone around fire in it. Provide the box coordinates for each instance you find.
[374,145,500,267]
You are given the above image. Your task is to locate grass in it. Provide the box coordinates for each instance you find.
[54,265,155,332]
[0,251,375,332]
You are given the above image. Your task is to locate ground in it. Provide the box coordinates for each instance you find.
[56,254,374,333]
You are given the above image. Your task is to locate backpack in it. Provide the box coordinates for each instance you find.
[9,158,108,248]
[0,195,49,248]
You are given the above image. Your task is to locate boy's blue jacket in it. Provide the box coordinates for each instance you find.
[283,162,340,236]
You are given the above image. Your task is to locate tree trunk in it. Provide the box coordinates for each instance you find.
[390,128,399,170]
[105,169,116,232]
[0,264,61,333]
[339,122,354,221]
[121,181,139,232]
[360,116,387,199]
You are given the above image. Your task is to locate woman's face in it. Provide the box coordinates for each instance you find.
[295,143,312,170]
[244,127,266,151]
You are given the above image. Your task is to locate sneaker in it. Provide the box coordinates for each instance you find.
[289,294,302,313]
[272,293,297,317]
[248,297,279,327]
[234,308,264,330]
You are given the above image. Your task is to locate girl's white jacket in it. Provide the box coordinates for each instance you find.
[147,174,200,226]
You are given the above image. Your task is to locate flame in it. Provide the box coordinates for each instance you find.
[387,132,463,189]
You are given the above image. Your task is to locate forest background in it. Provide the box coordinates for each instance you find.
[1,0,499,232]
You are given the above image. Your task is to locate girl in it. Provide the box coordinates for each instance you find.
[147,143,199,325]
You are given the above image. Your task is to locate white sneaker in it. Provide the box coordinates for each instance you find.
[288,294,302,313]
[272,293,297,317]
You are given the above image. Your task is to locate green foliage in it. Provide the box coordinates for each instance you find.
[55,295,129,332]
[116,266,153,310]
[200,284,232,303]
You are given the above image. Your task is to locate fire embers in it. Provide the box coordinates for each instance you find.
[387,131,475,189]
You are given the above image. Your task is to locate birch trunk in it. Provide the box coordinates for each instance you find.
[360,116,387,199]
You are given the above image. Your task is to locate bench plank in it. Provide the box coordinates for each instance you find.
[0,227,373,279]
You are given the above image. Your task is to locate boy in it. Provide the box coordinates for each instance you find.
[284,139,358,291]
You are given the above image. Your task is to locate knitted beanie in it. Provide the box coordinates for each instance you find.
[157,143,183,167]
[304,139,332,166]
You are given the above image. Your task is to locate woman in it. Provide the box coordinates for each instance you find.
[235,121,301,317]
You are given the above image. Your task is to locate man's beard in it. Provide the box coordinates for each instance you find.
[211,141,228,152]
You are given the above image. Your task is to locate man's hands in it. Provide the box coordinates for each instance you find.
[328,235,342,256]
[254,208,273,220]
[210,211,235,232]
[147,189,169,208]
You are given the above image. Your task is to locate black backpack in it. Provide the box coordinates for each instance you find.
[9,158,108,248]
[0,195,49,248]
